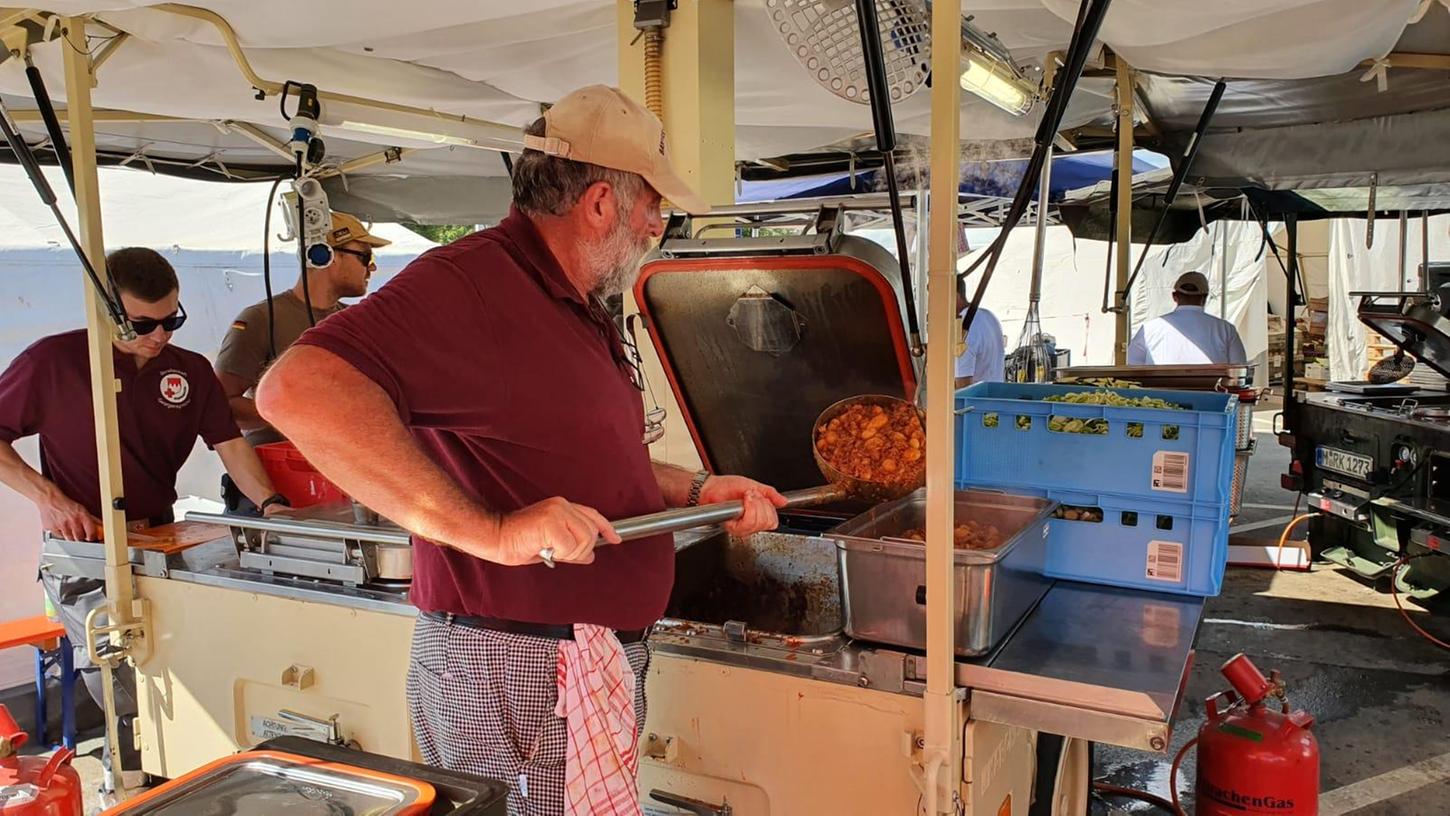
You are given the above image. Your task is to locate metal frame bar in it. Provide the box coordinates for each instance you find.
[923,0,962,810]
[60,13,142,798]
[1112,54,1134,364]
[4,108,188,124]
[216,120,293,162]
[1360,52,1450,71]
[1284,214,1299,430]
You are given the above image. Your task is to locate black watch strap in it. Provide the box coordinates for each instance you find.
[686,470,709,507]
[259,493,292,511]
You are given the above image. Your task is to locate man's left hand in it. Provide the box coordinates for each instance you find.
[261,502,288,518]
[698,475,788,537]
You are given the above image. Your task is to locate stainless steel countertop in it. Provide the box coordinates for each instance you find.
[648,579,1203,752]
[43,515,1203,753]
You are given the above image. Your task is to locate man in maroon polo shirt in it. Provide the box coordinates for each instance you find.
[0,247,288,795]
[258,86,786,814]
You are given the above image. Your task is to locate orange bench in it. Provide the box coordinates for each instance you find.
[0,615,76,749]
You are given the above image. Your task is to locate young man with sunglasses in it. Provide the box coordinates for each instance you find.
[0,246,285,797]
[215,211,389,458]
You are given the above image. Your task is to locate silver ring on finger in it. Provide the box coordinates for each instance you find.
[539,547,556,568]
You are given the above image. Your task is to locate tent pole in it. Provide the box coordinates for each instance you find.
[1422,211,1430,292]
[62,14,141,797]
[1284,214,1299,432]
[922,0,962,809]
[1112,55,1134,364]
[1399,211,1409,290]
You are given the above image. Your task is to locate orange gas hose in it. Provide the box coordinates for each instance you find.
[1275,513,1316,571]
[1091,736,1198,815]
[1390,559,1450,651]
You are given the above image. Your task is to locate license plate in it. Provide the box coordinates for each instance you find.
[1315,446,1373,480]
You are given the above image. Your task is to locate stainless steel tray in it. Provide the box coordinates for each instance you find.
[829,489,1055,657]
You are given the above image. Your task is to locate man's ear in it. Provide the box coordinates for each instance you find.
[578,181,615,233]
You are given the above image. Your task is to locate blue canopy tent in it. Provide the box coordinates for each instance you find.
[738,149,1166,203]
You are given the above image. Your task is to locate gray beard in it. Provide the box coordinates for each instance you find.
[585,219,650,298]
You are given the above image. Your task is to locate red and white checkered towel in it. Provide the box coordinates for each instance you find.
[555,624,643,816]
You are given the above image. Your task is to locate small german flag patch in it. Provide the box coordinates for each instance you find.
[231,320,247,331]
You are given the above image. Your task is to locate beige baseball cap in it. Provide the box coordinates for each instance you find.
[1174,271,1210,297]
[327,211,391,248]
[522,85,710,215]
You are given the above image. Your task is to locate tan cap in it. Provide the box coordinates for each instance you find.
[523,85,710,215]
[1174,271,1210,297]
[327,211,391,249]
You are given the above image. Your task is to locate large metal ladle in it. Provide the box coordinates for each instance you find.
[538,394,924,567]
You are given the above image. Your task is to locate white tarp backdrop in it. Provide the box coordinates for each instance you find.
[0,165,433,689]
[1128,221,1272,364]
[945,220,1270,371]
[1327,215,1450,381]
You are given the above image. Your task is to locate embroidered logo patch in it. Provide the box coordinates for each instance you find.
[159,371,190,407]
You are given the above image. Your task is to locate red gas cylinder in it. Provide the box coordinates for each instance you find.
[1195,654,1319,815]
[0,704,82,816]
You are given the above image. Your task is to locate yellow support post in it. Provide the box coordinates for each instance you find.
[617,0,736,468]
[63,14,138,792]
[1113,55,1135,364]
[924,0,962,810]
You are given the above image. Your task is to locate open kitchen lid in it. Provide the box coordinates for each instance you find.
[1357,265,1450,380]
[634,223,917,492]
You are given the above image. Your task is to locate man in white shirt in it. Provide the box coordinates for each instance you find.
[955,282,1006,387]
[1127,271,1247,365]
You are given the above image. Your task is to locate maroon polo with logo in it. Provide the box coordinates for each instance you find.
[296,207,672,630]
[0,329,241,522]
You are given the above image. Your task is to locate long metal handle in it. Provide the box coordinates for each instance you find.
[650,789,733,816]
[537,485,843,567]
[611,484,844,543]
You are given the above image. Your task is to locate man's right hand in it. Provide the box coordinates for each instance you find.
[37,491,102,541]
[493,497,621,566]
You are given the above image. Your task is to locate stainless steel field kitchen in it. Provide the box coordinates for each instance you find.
[51,200,1207,789]
[631,200,1204,754]
[832,488,1054,656]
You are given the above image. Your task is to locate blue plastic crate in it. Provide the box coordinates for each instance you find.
[1029,488,1230,596]
[954,383,1237,506]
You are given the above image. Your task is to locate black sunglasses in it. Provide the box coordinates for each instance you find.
[335,247,374,266]
[128,302,187,336]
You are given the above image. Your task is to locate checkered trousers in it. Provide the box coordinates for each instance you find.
[407,613,652,816]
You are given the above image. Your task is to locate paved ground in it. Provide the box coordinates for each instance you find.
[1092,414,1450,814]
[24,405,1450,814]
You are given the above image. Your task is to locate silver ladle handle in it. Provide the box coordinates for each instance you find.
[537,485,843,568]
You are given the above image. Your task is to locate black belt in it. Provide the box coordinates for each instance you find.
[432,612,651,644]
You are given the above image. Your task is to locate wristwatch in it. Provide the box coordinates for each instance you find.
[686,470,710,507]
[259,493,292,512]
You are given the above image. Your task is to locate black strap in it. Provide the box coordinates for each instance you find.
[434,612,650,644]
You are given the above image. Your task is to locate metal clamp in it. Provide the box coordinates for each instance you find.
[83,600,150,668]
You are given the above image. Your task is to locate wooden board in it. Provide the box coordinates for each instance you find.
[127,522,230,555]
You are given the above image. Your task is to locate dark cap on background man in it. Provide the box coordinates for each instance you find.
[1174,271,1210,298]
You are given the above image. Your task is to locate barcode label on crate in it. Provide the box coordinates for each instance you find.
[1151,451,1191,493]
[1146,541,1184,583]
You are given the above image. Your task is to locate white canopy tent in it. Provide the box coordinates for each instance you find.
[0,1,1436,224]
[1,0,1417,153]
[0,164,433,689]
